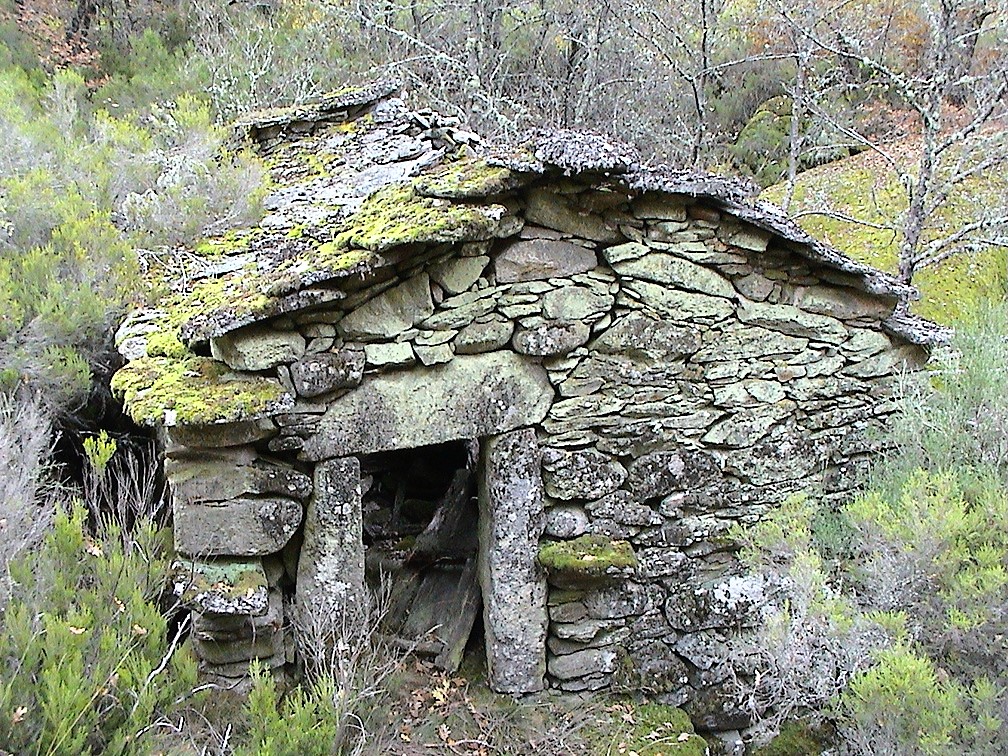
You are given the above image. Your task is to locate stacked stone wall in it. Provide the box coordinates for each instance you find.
[163,181,923,730]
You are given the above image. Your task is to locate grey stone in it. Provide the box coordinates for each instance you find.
[693,325,808,362]
[430,256,489,294]
[544,504,590,538]
[701,402,796,447]
[525,188,623,243]
[603,242,650,264]
[495,238,597,283]
[549,601,588,623]
[721,224,771,252]
[636,548,690,579]
[552,618,624,641]
[627,451,685,501]
[302,322,336,338]
[303,352,553,459]
[547,646,618,680]
[542,448,627,500]
[738,299,847,344]
[168,458,312,504]
[193,591,284,664]
[338,273,434,340]
[665,574,766,632]
[632,195,688,221]
[793,285,892,321]
[210,325,306,372]
[614,253,736,299]
[513,321,591,356]
[414,329,456,346]
[591,313,702,359]
[166,418,277,449]
[414,343,454,366]
[174,496,303,556]
[479,428,548,694]
[548,626,631,656]
[585,491,661,527]
[363,341,415,368]
[843,328,892,357]
[623,281,734,323]
[733,271,776,301]
[541,286,614,321]
[290,347,365,397]
[622,640,690,694]
[455,317,514,354]
[297,457,366,630]
[585,582,659,619]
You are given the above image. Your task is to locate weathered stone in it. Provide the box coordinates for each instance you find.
[684,681,754,731]
[297,457,366,630]
[479,428,548,694]
[414,342,454,366]
[430,255,489,294]
[338,273,434,340]
[548,626,631,656]
[623,640,690,694]
[168,458,312,504]
[701,401,796,447]
[722,224,771,252]
[693,325,808,362]
[495,238,597,283]
[552,617,624,641]
[303,352,553,459]
[193,591,284,664]
[549,601,589,623]
[733,271,776,302]
[614,253,736,299]
[636,548,690,579]
[211,325,306,371]
[414,329,456,346]
[172,558,269,616]
[525,188,623,243]
[174,496,303,556]
[603,241,650,264]
[455,316,515,354]
[793,285,893,321]
[585,490,662,527]
[585,581,660,619]
[592,313,702,359]
[665,574,766,631]
[632,195,688,221]
[627,451,686,501]
[422,295,497,330]
[544,504,591,538]
[166,418,277,449]
[363,341,415,368]
[844,345,921,377]
[290,347,365,397]
[542,448,627,500]
[513,321,591,356]
[623,281,734,323]
[843,328,892,357]
[547,646,618,680]
[541,286,614,321]
[738,300,847,344]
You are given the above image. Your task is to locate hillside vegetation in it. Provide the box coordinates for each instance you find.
[764,139,1008,324]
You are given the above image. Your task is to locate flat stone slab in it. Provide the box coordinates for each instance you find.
[174,496,303,556]
[167,458,312,504]
[171,558,269,616]
[301,351,553,459]
[494,238,597,283]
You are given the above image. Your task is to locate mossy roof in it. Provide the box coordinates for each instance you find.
[112,84,946,427]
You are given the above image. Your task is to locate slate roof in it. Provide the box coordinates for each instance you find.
[112,82,950,427]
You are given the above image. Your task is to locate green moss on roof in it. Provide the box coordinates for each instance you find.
[414,157,518,199]
[332,182,507,252]
[111,354,290,426]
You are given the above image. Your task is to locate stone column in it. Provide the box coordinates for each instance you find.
[296,456,365,657]
[479,428,548,694]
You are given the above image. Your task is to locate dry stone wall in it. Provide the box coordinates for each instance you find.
[163,179,924,732]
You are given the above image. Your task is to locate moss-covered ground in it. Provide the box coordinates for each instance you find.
[763,139,1008,324]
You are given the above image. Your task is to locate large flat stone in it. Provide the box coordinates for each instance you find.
[524,188,623,243]
[479,428,548,693]
[296,457,366,633]
[167,458,312,504]
[301,352,553,459]
[738,299,847,344]
[174,496,303,556]
[614,252,736,299]
[494,238,597,283]
[211,325,305,371]
[338,273,434,340]
[623,281,735,323]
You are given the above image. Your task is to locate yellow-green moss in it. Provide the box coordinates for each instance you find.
[194,228,259,258]
[754,720,830,755]
[539,534,637,588]
[584,702,708,756]
[111,355,288,426]
[415,157,517,199]
[332,182,506,252]
[763,148,1008,325]
[171,558,267,604]
[144,329,188,359]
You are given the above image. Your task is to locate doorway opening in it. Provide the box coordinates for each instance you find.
[361,438,482,672]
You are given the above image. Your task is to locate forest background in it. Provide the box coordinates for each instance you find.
[1,1,1008,754]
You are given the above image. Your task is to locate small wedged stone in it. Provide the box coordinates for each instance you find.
[414,342,454,366]
[290,347,365,397]
[513,321,590,356]
[174,496,303,556]
[542,448,627,500]
[525,188,623,243]
[430,255,489,294]
[547,646,618,680]
[603,241,650,264]
[495,238,598,283]
[363,341,415,368]
[541,286,614,321]
[544,504,590,538]
[585,490,662,527]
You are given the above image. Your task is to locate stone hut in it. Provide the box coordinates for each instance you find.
[112,82,944,731]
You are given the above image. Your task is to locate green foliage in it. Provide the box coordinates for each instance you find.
[0,501,196,754]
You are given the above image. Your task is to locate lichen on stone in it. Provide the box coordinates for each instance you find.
[111,354,291,426]
[171,557,269,616]
[538,534,637,588]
